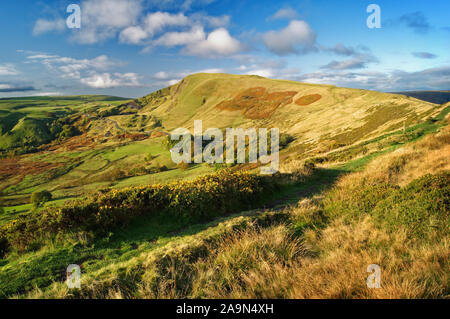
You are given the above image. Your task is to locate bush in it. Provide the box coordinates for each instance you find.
[177,162,190,170]
[30,190,52,209]
[145,152,155,162]
[0,170,276,253]
[279,133,294,149]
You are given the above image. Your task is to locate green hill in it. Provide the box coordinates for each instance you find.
[0,74,449,299]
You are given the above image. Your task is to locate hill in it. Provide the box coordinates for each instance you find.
[136,73,444,163]
[0,74,446,210]
[0,74,449,298]
[1,95,448,299]
[394,91,450,104]
[0,95,129,152]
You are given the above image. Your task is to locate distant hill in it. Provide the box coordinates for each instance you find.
[0,95,129,151]
[393,91,450,104]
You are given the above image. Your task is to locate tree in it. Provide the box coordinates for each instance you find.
[31,190,52,209]
[59,124,80,139]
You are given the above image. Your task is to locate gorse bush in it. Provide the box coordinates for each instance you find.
[0,170,275,255]
[30,190,52,209]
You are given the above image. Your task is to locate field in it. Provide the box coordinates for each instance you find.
[0,74,449,298]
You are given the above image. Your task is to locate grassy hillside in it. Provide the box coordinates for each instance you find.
[2,103,447,299]
[0,74,448,299]
[0,74,447,220]
[0,95,128,151]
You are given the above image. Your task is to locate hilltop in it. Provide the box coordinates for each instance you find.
[137,73,443,159]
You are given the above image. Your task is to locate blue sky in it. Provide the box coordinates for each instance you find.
[0,0,449,98]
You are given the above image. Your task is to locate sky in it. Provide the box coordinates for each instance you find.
[0,0,449,98]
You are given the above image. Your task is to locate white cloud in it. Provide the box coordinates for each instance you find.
[196,68,224,74]
[298,65,450,91]
[166,79,181,86]
[268,7,299,21]
[33,19,66,36]
[154,26,206,47]
[263,20,317,55]
[184,28,242,57]
[71,0,142,44]
[0,64,19,76]
[27,54,121,79]
[154,71,169,79]
[119,26,148,44]
[31,92,63,97]
[245,69,274,78]
[80,72,142,88]
[143,12,190,36]
[119,11,190,44]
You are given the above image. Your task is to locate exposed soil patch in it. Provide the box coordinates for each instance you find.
[39,133,98,152]
[0,157,63,183]
[295,94,322,106]
[216,87,297,119]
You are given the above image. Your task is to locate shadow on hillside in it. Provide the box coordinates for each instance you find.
[105,167,347,247]
[264,168,345,210]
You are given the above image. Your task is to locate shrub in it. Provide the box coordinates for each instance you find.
[279,133,294,149]
[144,152,154,162]
[177,162,190,170]
[0,170,276,253]
[30,190,52,209]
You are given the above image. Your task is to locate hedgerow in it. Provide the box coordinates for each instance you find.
[0,170,276,255]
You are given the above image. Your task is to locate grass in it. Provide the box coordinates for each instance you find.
[0,74,448,299]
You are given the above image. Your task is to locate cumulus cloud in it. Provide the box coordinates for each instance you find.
[143,12,190,36]
[119,26,148,44]
[267,7,299,21]
[298,65,450,91]
[154,71,170,79]
[0,64,19,76]
[153,25,206,47]
[33,19,66,36]
[23,52,144,89]
[183,28,242,57]
[71,0,143,44]
[80,72,142,88]
[120,12,239,57]
[412,52,437,59]
[263,20,317,55]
